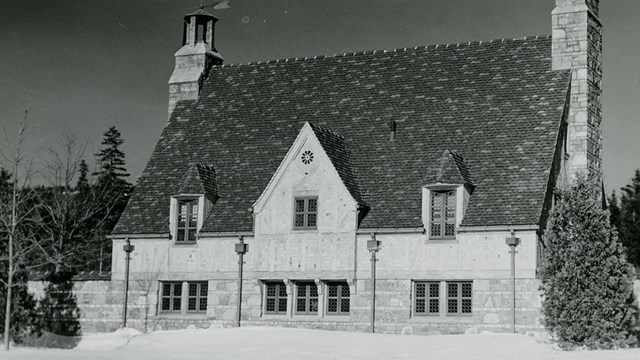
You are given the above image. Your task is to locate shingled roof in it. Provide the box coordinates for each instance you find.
[426,150,475,189]
[113,35,571,235]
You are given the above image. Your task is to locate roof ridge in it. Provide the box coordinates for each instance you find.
[216,34,552,68]
[309,122,345,140]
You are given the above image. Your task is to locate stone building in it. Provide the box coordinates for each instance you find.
[107,0,603,334]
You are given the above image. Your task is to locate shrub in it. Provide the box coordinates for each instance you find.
[540,175,639,349]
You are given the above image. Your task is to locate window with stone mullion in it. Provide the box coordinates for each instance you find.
[446,281,472,315]
[414,281,440,315]
[265,282,288,315]
[187,282,208,313]
[160,282,182,313]
[295,282,318,315]
[326,282,350,315]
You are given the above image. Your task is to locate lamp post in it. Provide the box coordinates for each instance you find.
[122,238,135,328]
[367,233,381,334]
[234,236,249,327]
[505,233,521,334]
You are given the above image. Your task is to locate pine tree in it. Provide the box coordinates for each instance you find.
[609,190,622,231]
[94,126,130,189]
[540,175,639,349]
[620,170,640,268]
[37,271,81,337]
[76,159,89,191]
[0,267,39,344]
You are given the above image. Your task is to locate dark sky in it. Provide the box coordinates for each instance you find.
[1,0,639,192]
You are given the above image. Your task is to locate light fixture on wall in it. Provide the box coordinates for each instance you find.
[367,233,381,334]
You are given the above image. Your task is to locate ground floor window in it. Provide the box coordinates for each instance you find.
[188,282,208,313]
[326,282,350,315]
[414,281,440,316]
[159,281,208,314]
[265,281,288,315]
[295,281,318,315]
[447,282,472,315]
[413,280,472,317]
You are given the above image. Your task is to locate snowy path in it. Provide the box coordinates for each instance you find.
[3,327,640,360]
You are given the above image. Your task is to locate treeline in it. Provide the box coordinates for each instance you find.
[0,124,132,348]
[609,170,640,270]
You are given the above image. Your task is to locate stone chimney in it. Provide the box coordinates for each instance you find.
[552,0,603,182]
[168,9,223,117]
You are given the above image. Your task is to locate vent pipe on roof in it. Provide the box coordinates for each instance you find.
[389,120,397,142]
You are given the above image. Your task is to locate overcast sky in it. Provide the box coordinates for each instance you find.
[0,0,639,192]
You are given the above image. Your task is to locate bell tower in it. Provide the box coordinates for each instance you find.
[552,0,603,182]
[168,9,223,117]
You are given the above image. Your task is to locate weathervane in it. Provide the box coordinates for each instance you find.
[186,0,232,12]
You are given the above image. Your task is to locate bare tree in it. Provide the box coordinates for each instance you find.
[0,111,43,350]
[35,134,124,274]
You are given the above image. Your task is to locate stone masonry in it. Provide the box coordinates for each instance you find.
[552,0,603,181]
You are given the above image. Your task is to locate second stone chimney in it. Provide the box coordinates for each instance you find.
[552,0,603,182]
[168,9,223,117]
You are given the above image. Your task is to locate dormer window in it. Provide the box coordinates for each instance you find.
[177,199,199,243]
[423,150,474,241]
[170,195,206,244]
[430,190,457,239]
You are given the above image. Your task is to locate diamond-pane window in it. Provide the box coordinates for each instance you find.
[430,190,456,239]
[187,282,208,313]
[265,282,288,315]
[446,281,472,315]
[414,281,439,315]
[160,282,182,313]
[295,282,318,315]
[293,197,318,229]
[176,199,199,243]
[326,282,350,315]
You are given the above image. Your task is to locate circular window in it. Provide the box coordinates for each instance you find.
[301,150,314,165]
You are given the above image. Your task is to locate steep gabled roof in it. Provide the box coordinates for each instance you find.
[177,164,219,204]
[309,123,366,208]
[113,35,571,234]
[426,150,474,189]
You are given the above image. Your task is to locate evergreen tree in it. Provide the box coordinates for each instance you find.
[92,126,132,271]
[76,159,89,191]
[620,170,640,268]
[609,190,622,231]
[540,175,639,349]
[94,126,130,188]
[0,267,39,344]
[37,271,81,337]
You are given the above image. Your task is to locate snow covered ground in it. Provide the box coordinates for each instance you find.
[2,326,640,360]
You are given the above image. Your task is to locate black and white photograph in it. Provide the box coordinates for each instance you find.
[1,0,640,359]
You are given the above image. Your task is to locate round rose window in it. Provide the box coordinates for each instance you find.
[301,150,314,165]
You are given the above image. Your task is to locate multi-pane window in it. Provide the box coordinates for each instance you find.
[177,199,199,243]
[293,197,318,229]
[187,282,208,313]
[265,282,288,315]
[430,190,456,239]
[326,282,350,315]
[295,282,319,315]
[446,282,473,315]
[160,281,208,314]
[414,281,440,316]
[160,282,182,313]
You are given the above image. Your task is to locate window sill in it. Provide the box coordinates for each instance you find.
[172,241,198,246]
[155,313,209,320]
[408,315,474,323]
[423,237,459,244]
